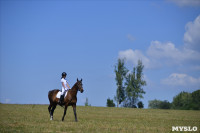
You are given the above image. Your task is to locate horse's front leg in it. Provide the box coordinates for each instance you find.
[62,105,68,121]
[72,104,78,122]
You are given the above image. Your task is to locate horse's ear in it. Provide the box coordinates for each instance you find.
[77,78,79,82]
[81,78,82,82]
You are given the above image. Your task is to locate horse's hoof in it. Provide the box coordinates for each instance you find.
[50,116,53,120]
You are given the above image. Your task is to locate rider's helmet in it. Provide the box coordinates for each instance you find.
[62,72,67,78]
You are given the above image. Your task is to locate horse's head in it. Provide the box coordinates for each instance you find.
[76,78,84,93]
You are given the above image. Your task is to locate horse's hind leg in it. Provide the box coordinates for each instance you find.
[50,105,56,120]
[48,104,52,114]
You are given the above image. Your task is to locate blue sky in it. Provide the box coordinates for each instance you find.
[0,0,200,108]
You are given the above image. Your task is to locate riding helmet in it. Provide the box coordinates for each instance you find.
[62,72,67,77]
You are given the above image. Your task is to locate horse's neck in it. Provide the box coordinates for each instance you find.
[71,83,78,94]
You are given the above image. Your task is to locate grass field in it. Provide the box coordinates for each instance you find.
[0,104,199,133]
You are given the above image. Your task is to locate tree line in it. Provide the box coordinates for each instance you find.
[148,90,200,110]
[106,58,200,110]
[107,59,146,108]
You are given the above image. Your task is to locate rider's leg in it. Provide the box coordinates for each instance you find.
[59,88,65,104]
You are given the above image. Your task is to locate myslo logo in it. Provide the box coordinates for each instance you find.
[172,126,198,132]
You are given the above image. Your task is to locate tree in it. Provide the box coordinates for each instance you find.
[148,99,171,109]
[171,90,200,110]
[148,90,200,110]
[171,91,192,110]
[159,100,171,109]
[191,90,200,110]
[107,98,116,107]
[137,101,144,109]
[123,60,146,108]
[148,99,162,109]
[114,59,128,107]
[85,97,89,106]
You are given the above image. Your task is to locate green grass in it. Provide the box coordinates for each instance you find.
[0,104,199,133]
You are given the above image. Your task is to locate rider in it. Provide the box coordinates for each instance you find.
[59,72,71,104]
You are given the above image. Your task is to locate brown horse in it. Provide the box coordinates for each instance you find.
[48,78,84,122]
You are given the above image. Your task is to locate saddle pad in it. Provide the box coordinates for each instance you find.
[56,91,68,99]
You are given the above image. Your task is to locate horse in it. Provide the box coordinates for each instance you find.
[48,78,84,122]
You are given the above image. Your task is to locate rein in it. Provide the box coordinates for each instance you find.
[68,90,78,92]
[68,83,79,92]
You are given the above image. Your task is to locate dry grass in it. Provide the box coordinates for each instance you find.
[0,104,199,133]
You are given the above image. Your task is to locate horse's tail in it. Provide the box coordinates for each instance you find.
[48,90,55,103]
[48,90,52,103]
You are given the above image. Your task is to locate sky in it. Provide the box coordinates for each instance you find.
[0,0,200,108]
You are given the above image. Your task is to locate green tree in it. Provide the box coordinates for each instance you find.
[85,97,89,106]
[171,90,200,110]
[159,100,171,109]
[114,59,128,107]
[171,91,192,110]
[191,89,200,110]
[148,99,171,109]
[107,98,116,107]
[148,90,200,110]
[148,99,162,109]
[123,60,146,108]
[137,101,144,109]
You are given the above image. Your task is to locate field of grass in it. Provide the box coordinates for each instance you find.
[0,104,199,133]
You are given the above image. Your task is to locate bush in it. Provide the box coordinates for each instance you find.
[137,101,144,108]
[107,98,115,107]
[148,99,171,109]
[159,100,171,109]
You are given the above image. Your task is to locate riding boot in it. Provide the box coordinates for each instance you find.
[59,95,64,104]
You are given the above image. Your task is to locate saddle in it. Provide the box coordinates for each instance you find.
[56,90,68,99]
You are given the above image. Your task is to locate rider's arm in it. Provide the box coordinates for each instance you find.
[67,82,70,89]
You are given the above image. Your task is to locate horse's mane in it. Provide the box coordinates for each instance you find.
[70,81,78,91]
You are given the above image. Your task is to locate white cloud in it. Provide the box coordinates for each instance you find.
[184,15,200,51]
[147,40,200,63]
[118,49,150,68]
[119,15,200,69]
[147,41,181,60]
[168,0,200,7]
[119,39,200,69]
[127,34,135,42]
[161,73,200,87]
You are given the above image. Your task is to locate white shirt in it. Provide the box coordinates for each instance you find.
[61,78,70,91]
